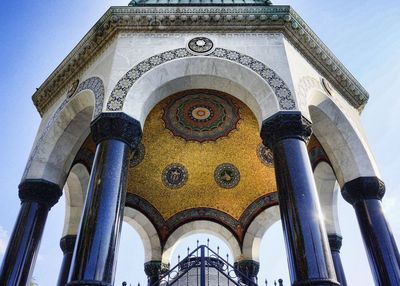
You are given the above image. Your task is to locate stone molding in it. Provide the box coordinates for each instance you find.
[90,112,142,150]
[328,234,343,252]
[106,47,295,112]
[60,235,77,254]
[18,179,62,209]
[341,176,386,205]
[23,76,104,180]
[260,111,312,149]
[234,260,260,279]
[32,5,368,116]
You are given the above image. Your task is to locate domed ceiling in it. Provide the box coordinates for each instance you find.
[126,89,277,220]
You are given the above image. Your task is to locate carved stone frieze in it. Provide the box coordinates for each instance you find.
[32,5,368,117]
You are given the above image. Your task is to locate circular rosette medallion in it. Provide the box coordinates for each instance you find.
[129,143,145,168]
[214,163,240,189]
[162,90,240,143]
[257,144,274,167]
[162,164,188,189]
[188,37,214,54]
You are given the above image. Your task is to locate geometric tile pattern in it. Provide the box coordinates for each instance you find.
[162,90,241,143]
[106,47,296,112]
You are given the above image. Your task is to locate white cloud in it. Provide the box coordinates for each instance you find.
[0,226,9,256]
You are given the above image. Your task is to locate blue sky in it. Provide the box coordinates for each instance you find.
[0,0,399,285]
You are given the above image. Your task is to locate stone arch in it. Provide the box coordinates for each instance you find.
[162,220,242,264]
[23,76,105,187]
[123,207,162,263]
[62,163,89,236]
[307,90,380,186]
[314,161,341,235]
[242,205,280,262]
[106,47,297,126]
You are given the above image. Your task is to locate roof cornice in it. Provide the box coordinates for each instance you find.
[32,5,368,115]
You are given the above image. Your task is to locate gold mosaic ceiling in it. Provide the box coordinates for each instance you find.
[126,89,277,220]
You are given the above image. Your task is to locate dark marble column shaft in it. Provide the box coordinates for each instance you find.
[234,260,259,285]
[342,177,400,285]
[0,180,62,286]
[67,113,142,286]
[57,235,77,286]
[328,235,347,286]
[144,261,162,286]
[260,112,339,286]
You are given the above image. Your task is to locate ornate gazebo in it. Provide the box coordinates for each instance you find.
[0,1,399,286]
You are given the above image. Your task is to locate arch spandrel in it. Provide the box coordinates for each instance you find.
[106,47,298,127]
[307,90,381,186]
[23,76,105,187]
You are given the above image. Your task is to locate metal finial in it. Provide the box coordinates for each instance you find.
[265,278,268,286]
[122,282,127,286]
[278,279,283,286]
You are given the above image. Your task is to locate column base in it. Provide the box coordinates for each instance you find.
[293,279,340,286]
[67,281,112,286]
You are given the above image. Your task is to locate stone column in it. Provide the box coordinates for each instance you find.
[0,179,62,286]
[234,260,259,285]
[67,113,142,286]
[342,177,400,285]
[260,112,339,286]
[144,261,162,286]
[328,234,347,286]
[57,235,77,286]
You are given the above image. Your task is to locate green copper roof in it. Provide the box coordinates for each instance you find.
[129,0,271,6]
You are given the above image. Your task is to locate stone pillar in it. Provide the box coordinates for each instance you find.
[234,260,259,285]
[57,235,77,286]
[144,261,162,286]
[342,177,400,285]
[328,234,347,286]
[260,112,339,286]
[67,113,142,286]
[0,179,62,286]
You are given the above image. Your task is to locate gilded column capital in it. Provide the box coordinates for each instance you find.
[341,177,385,205]
[18,179,62,209]
[91,112,142,151]
[260,111,312,149]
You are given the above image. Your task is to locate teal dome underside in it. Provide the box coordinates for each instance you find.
[129,0,271,6]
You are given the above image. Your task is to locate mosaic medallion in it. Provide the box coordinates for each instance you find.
[129,143,145,168]
[66,79,79,98]
[188,37,213,54]
[214,163,240,189]
[162,163,188,189]
[257,144,274,167]
[162,90,240,143]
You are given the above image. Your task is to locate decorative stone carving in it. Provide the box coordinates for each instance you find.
[91,112,142,151]
[341,177,386,205]
[18,179,63,209]
[32,6,368,116]
[107,47,295,112]
[260,111,312,149]
[187,37,214,54]
[214,163,240,189]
